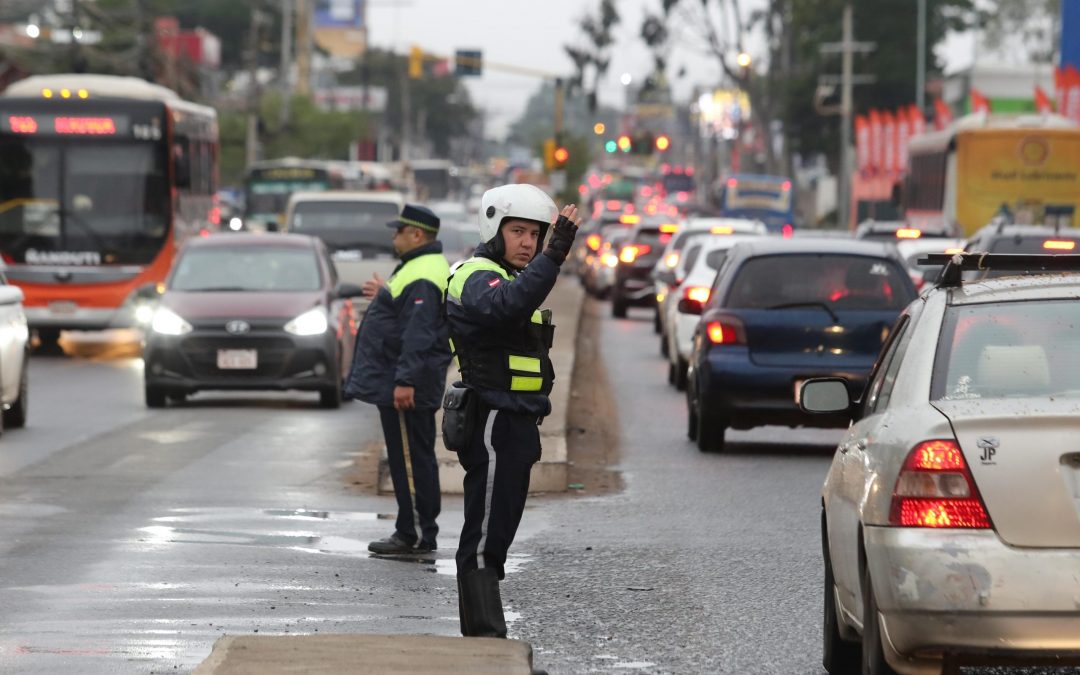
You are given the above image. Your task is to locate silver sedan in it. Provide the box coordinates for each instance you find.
[803,265,1080,675]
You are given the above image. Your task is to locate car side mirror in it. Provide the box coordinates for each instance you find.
[676,298,703,315]
[265,219,280,233]
[334,282,365,299]
[799,378,851,414]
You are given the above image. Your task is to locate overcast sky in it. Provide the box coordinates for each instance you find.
[366,0,977,139]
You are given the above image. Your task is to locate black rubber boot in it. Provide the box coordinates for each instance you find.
[458,568,507,638]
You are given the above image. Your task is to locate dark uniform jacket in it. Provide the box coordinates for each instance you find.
[345,241,452,410]
[446,243,560,418]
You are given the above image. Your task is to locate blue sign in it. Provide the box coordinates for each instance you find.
[315,0,364,29]
[1062,0,1080,70]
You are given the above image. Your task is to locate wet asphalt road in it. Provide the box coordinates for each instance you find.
[511,301,841,674]
[0,333,482,673]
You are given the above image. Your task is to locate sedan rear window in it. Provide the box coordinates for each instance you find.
[933,300,1080,400]
[726,254,912,311]
[704,249,728,270]
[171,247,322,292]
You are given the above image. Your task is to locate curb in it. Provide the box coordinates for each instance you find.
[192,634,535,675]
[377,275,585,494]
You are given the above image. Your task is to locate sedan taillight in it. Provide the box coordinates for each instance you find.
[704,317,746,346]
[889,439,991,529]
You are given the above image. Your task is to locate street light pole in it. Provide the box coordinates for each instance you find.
[838,3,853,233]
[916,0,926,111]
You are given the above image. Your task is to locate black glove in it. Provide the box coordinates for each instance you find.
[543,215,578,265]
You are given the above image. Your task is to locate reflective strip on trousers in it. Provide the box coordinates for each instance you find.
[508,355,542,374]
[510,375,544,392]
[475,410,498,569]
[398,411,423,547]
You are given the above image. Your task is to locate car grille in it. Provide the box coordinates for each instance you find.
[180,335,305,379]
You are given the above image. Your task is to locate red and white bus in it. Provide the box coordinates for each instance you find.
[0,74,218,348]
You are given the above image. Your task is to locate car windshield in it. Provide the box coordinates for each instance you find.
[933,300,1080,400]
[171,246,322,292]
[725,254,912,311]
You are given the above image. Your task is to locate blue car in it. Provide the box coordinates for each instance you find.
[685,239,916,452]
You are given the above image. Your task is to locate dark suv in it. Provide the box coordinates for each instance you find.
[611,220,673,318]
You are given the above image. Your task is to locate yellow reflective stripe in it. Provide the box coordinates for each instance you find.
[531,310,543,324]
[508,355,541,373]
[510,376,544,392]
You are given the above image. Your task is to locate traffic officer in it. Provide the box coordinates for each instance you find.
[445,184,579,637]
[345,204,452,555]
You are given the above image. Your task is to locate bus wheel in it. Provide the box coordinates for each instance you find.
[145,384,167,408]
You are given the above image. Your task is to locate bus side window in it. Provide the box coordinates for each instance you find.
[173,135,192,189]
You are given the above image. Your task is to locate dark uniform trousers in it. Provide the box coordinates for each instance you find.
[378,405,440,548]
[456,405,541,579]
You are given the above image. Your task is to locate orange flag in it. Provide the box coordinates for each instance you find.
[933,97,954,130]
[970,88,991,114]
[1035,86,1054,114]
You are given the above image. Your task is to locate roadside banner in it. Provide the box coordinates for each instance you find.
[896,109,911,173]
[882,110,896,177]
[909,104,926,137]
[933,97,954,130]
[869,109,883,174]
[855,114,870,175]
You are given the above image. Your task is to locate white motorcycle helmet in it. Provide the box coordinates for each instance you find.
[478,184,558,262]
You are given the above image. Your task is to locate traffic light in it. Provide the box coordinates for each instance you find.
[409,45,424,79]
[554,145,569,168]
[604,139,618,153]
[655,134,671,152]
[617,135,632,153]
[542,138,557,171]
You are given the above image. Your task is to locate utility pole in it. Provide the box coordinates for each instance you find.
[400,52,412,163]
[916,0,926,111]
[245,7,264,168]
[280,0,294,127]
[295,0,311,95]
[819,4,874,230]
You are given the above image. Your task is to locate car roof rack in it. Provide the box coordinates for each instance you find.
[918,252,1080,287]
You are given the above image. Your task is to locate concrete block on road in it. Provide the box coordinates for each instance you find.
[192,634,534,675]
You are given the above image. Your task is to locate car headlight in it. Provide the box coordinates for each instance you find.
[284,307,328,336]
[134,302,156,326]
[151,307,193,336]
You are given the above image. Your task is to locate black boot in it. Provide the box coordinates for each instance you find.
[458,568,507,638]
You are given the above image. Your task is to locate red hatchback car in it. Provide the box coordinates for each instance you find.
[142,233,363,408]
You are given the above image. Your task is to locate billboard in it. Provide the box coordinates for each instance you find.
[314,0,366,58]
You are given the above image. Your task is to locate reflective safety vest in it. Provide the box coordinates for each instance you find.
[447,256,555,394]
[387,252,450,300]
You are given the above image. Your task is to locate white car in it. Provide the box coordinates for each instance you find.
[894,238,966,289]
[652,219,766,348]
[0,273,29,432]
[802,252,1080,674]
[664,235,755,389]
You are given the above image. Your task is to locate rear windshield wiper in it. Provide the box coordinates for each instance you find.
[765,301,840,323]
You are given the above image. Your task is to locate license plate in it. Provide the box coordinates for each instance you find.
[217,349,257,370]
[793,379,806,404]
[48,301,78,315]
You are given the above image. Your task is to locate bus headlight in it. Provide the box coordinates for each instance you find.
[151,307,193,336]
[284,307,328,336]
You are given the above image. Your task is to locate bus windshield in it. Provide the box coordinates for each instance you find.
[0,138,169,265]
[245,166,337,221]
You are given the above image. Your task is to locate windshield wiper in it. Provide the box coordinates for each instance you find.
[765,301,840,324]
[187,286,249,292]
